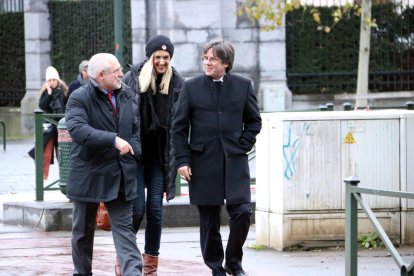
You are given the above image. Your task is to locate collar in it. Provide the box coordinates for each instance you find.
[212,76,224,82]
[90,78,110,95]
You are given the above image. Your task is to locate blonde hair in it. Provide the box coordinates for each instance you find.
[139,53,173,95]
[39,79,69,97]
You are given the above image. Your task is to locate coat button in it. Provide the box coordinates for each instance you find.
[218,111,223,115]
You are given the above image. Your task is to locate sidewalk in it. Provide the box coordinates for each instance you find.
[0,139,66,222]
[0,139,412,275]
[0,223,410,276]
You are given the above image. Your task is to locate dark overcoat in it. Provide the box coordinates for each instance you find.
[172,73,262,205]
[64,80,141,202]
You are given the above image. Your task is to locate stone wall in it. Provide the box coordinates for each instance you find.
[20,0,291,135]
[130,0,290,111]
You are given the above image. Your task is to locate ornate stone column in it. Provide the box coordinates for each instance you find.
[20,0,51,135]
[258,21,292,112]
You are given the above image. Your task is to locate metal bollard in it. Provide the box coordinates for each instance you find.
[343,102,352,111]
[319,104,328,111]
[326,102,334,111]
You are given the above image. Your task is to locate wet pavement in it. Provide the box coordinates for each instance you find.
[1,223,413,276]
[0,139,413,275]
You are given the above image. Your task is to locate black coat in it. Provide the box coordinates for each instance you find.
[122,62,184,201]
[28,86,68,162]
[64,80,141,202]
[172,73,262,205]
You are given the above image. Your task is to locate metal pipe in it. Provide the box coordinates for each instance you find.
[34,109,44,201]
[114,0,124,66]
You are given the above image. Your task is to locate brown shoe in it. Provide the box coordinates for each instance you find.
[142,253,158,276]
[115,256,122,276]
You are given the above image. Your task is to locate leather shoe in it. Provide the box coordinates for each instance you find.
[224,264,248,276]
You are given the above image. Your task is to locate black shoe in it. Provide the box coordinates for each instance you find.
[224,264,248,276]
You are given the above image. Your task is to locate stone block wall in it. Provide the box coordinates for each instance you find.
[130,0,291,111]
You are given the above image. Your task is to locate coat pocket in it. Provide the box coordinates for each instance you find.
[189,143,205,152]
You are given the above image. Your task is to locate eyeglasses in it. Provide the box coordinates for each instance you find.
[201,56,220,63]
[104,67,123,75]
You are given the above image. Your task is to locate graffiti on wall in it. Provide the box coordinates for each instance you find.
[283,122,311,180]
[283,122,300,180]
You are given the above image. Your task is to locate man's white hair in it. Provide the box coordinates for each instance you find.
[88,53,117,78]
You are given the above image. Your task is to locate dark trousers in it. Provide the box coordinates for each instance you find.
[197,203,252,276]
[71,198,142,276]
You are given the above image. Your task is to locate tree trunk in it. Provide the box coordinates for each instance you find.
[356,0,372,108]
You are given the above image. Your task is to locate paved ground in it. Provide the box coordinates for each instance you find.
[0,139,413,275]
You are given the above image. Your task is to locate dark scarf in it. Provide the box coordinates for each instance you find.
[49,87,65,113]
[140,76,171,135]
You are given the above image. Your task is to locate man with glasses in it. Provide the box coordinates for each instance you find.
[172,38,262,276]
[65,53,143,275]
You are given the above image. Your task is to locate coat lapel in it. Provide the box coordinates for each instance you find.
[93,89,117,130]
[117,90,132,138]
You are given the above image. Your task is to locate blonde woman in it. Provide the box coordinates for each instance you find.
[28,66,68,180]
[122,35,184,276]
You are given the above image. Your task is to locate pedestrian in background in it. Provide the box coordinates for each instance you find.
[122,34,184,276]
[28,66,68,180]
[65,53,143,276]
[68,59,89,96]
[172,38,262,276]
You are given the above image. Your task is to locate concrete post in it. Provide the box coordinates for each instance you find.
[21,0,51,135]
[258,19,292,112]
[131,0,147,63]
[131,0,175,64]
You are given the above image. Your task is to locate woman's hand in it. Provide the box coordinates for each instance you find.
[45,82,52,95]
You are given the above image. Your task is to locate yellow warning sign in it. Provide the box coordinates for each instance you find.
[344,131,356,144]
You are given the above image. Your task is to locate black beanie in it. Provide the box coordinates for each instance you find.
[145,35,174,58]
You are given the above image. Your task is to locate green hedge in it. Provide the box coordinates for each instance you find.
[49,0,132,84]
[0,11,25,106]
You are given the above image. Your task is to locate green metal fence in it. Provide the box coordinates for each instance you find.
[286,2,414,95]
[34,109,64,201]
[344,177,414,276]
[0,120,5,150]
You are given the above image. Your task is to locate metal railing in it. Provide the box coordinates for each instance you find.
[34,109,64,201]
[0,120,5,150]
[174,147,257,196]
[344,177,414,276]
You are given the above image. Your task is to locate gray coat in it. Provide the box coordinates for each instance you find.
[172,73,262,205]
[65,80,141,202]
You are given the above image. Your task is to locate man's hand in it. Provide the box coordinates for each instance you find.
[115,137,134,155]
[178,165,192,182]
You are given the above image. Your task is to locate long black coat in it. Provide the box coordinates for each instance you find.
[122,62,184,201]
[64,80,141,202]
[172,73,262,205]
